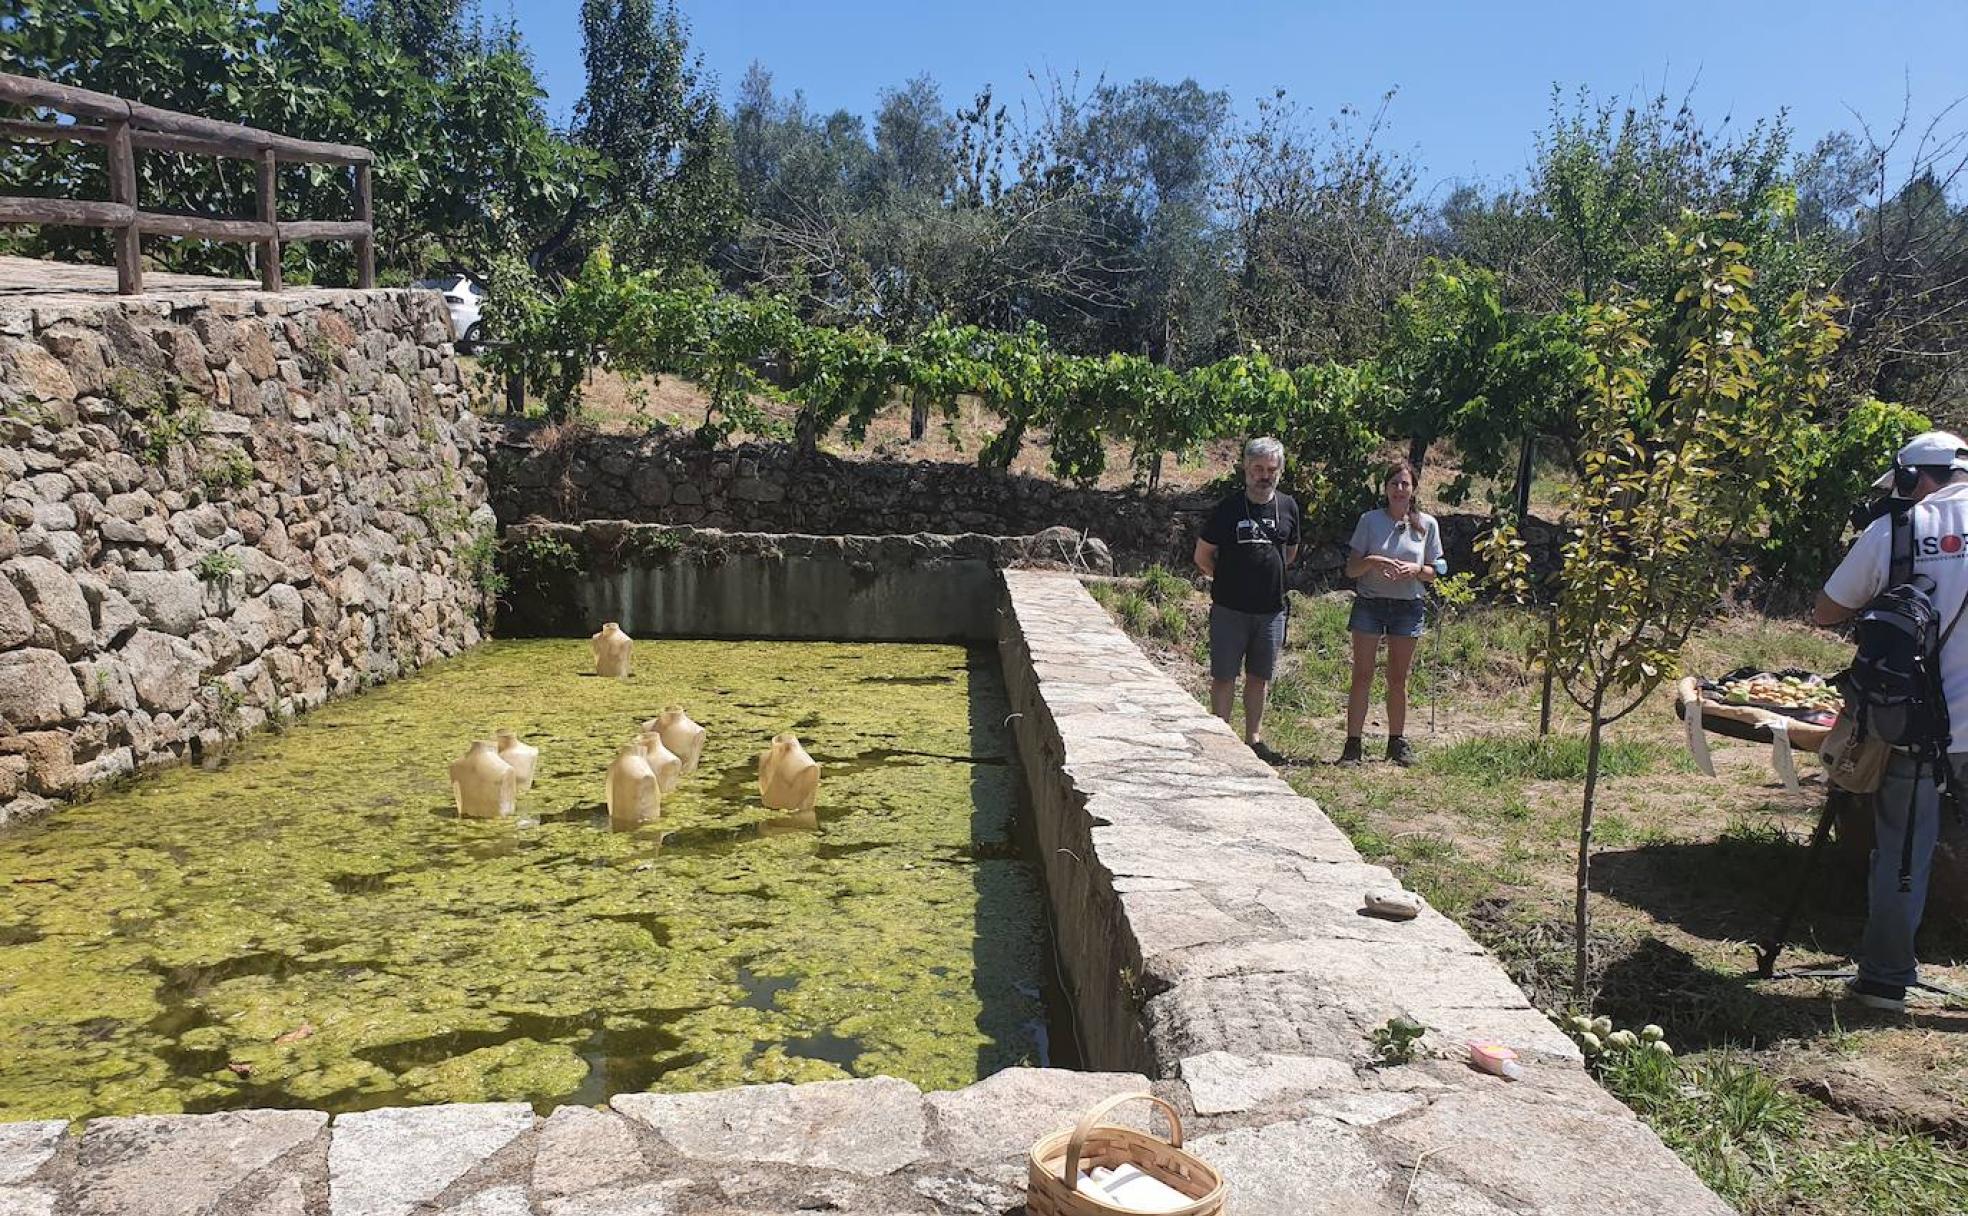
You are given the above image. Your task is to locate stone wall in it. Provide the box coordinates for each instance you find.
[0,283,491,825]
[487,424,1567,582]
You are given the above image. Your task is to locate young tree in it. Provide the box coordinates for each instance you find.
[1485,214,1845,999]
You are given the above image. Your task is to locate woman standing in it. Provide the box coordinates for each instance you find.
[1340,460,1443,766]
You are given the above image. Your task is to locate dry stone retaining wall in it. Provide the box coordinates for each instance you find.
[0,283,491,825]
[487,424,1567,580]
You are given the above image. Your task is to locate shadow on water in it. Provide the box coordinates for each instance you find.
[966,645,1082,1076]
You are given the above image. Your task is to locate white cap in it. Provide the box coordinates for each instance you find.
[1873,430,1968,491]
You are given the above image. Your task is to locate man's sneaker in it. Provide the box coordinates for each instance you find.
[1336,737,1364,766]
[1844,976,1907,1013]
[1386,736,1418,767]
[1250,739,1288,766]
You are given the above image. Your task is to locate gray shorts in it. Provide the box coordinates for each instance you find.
[1209,605,1287,680]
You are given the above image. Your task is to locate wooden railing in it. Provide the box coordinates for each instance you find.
[0,71,374,294]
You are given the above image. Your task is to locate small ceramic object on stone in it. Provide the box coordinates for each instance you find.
[1364,889,1422,920]
[649,704,706,773]
[635,729,683,795]
[495,730,539,792]
[607,744,660,827]
[1468,1040,1524,1080]
[758,733,820,813]
[591,622,633,678]
[450,740,516,819]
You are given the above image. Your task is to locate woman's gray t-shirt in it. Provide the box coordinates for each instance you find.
[1348,509,1443,601]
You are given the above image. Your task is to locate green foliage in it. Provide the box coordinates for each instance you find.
[1760,397,1930,597]
[198,446,254,494]
[1428,735,1679,782]
[1368,1015,1426,1065]
[497,530,583,597]
[193,550,241,585]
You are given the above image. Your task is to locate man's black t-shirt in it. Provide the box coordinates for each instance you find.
[1200,490,1300,613]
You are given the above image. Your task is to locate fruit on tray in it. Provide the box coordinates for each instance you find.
[1717,673,1842,714]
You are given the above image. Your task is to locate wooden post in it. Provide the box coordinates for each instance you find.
[354,162,374,289]
[106,118,140,294]
[256,148,280,292]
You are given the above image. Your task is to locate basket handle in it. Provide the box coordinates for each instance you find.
[1062,1091,1184,1186]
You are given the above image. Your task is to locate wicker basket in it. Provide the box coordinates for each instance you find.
[1027,1092,1226,1216]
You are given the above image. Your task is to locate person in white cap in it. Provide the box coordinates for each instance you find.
[1814,429,1968,1012]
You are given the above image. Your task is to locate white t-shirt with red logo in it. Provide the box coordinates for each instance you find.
[1823,480,1968,750]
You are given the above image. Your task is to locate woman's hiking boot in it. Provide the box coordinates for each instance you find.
[1386,736,1417,767]
[1337,736,1364,766]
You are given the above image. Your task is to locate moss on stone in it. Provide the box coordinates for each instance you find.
[0,640,1049,1120]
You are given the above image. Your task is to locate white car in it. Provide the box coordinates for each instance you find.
[416,274,486,351]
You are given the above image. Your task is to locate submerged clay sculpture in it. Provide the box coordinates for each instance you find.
[592,622,633,678]
[495,730,539,792]
[649,705,706,773]
[635,729,684,795]
[606,744,660,827]
[758,733,820,813]
[449,740,516,819]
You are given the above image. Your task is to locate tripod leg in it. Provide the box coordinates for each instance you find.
[1756,791,1845,978]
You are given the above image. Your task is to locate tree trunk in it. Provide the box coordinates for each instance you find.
[910,392,928,441]
[1150,451,1164,492]
[1539,612,1557,737]
[1574,692,1607,1001]
[1513,430,1536,520]
[1407,433,1429,479]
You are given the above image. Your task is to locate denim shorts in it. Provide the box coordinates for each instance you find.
[1209,605,1287,680]
[1348,595,1425,638]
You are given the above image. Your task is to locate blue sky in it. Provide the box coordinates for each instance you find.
[500,0,1967,195]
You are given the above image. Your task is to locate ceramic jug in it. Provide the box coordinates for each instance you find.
[758,733,820,813]
[592,622,633,678]
[649,705,706,773]
[606,744,660,827]
[635,729,684,795]
[449,740,515,819]
[494,730,539,792]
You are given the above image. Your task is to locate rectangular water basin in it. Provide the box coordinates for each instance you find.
[0,638,1064,1120]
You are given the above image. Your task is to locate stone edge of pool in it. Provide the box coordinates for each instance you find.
[0,569,1734,1215]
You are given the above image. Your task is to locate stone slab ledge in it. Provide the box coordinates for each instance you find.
[996,569,1736,1216]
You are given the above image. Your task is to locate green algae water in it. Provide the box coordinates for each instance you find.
[0,640,1059,1121]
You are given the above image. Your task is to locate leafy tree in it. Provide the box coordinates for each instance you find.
[1484,216,1846,999]
[1760,397,1929,599]
[1219,90,1423,366]
[561,0,737,273]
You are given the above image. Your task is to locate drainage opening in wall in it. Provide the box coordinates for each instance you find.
[0,635,1079,1121]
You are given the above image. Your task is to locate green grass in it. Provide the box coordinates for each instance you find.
[1425,733,1688,781]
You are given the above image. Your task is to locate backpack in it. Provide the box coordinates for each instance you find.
[1847,510,1962,751]
[1842,508,1968,890]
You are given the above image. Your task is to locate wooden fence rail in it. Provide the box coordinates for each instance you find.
[0,71,374,294]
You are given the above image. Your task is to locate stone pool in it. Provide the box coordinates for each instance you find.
[0,639,1057,1121]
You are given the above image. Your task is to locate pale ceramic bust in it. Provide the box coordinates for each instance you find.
[494,730,538,792]
[649,705,706,773]
[758,733,820,813]
[449,740,515,819]
[635,730,683,795]
[606,743,660,827]
[592,622,633,678]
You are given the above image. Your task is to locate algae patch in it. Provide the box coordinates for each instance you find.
[0,640,1052,1120]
